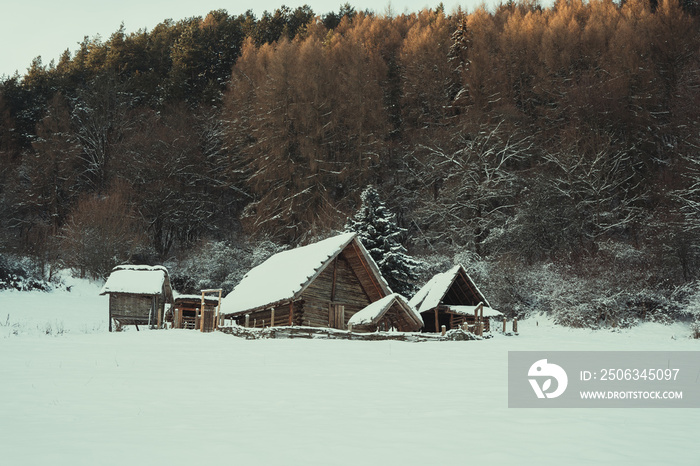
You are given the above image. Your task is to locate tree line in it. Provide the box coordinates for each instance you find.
[1,0,700,323]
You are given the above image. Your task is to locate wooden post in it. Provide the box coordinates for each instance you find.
[434,309,439,334]
[513,318,518,333]
[503,317,507,333]
[441,325,446,336]
[245,314,250,328]
[216,289,222,330]
[157,303,163,329]
[289,301,294,326]
[200,293,205,332]
[330,257,338,302]
[270,308,275,327]
[108,299,112,332]
[478,322,483,336]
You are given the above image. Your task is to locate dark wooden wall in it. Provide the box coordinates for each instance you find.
[300,253,372,329]
[109,293,163,326]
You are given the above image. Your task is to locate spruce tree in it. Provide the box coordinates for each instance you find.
[345,186,422,296]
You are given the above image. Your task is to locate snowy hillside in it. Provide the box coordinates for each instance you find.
[0,280,698,466]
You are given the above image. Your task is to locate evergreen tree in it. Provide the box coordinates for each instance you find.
[345,186,422,296]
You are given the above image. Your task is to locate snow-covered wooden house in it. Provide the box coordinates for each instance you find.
[409,265,501,332]
[347,293,423,333]
[100,265,173,331]
[221,233,422,331]
[171,294,221,330]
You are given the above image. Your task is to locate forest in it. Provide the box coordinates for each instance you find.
[1,0,700,327]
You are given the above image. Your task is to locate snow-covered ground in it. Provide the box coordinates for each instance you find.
[0,278,698,465]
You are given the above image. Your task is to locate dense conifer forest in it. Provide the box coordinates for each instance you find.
[2,0,700,326]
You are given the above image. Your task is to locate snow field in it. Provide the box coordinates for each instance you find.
[0,282,698,465]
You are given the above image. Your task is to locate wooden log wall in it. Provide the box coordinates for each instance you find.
[232,302,304,328]
[300,253,372,328]
[109,293,164,327]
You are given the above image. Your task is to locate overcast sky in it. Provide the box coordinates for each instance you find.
[1,0,501,79]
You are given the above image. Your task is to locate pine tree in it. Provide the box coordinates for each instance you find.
[345,186,422,296]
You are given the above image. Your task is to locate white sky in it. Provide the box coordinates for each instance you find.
[1,0,496,79]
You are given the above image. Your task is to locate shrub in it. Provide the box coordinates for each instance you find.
[168,237,283,295]
[692,321,700,339]
[0,254,52,291]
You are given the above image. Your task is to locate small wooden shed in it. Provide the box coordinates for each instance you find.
[221,232,392,329]
[100,265,174,331]
[409,265,501,333]
[171,294,221,330]
[348,293,423,332]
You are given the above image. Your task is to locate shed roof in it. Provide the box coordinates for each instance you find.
[348,293,423,330]
[409,265,490,313]
[221,233,391,316]
[100,265,171,297]
[449,305,502,317]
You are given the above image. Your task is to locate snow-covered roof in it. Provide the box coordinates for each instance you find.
[174,293,220,303]
[409,265,490,313]
[449,305,503,317]
[348,293,423,327]
[100,265,170,296]
[221,233,389,316]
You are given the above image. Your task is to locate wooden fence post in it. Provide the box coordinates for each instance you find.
[441,325,446,336]
[271,308,275,327]
[215,289,222,330]
[245,314,250,328]
[513,318,518,333]
[503,317,506,333]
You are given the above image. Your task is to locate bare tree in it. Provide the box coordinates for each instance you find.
[410,121,533,253]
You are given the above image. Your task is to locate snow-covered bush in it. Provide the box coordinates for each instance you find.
[474,247,676,328]
[0,255,53,291]
[692,321,700,339]
[168,237,283,295]
[670,280,700,321]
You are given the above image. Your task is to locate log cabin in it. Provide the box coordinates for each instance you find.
[220,233,397,330]
[347,293,423,333]
[100,265,174,331]
[409,265,502,333]
[171,294,221,329]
